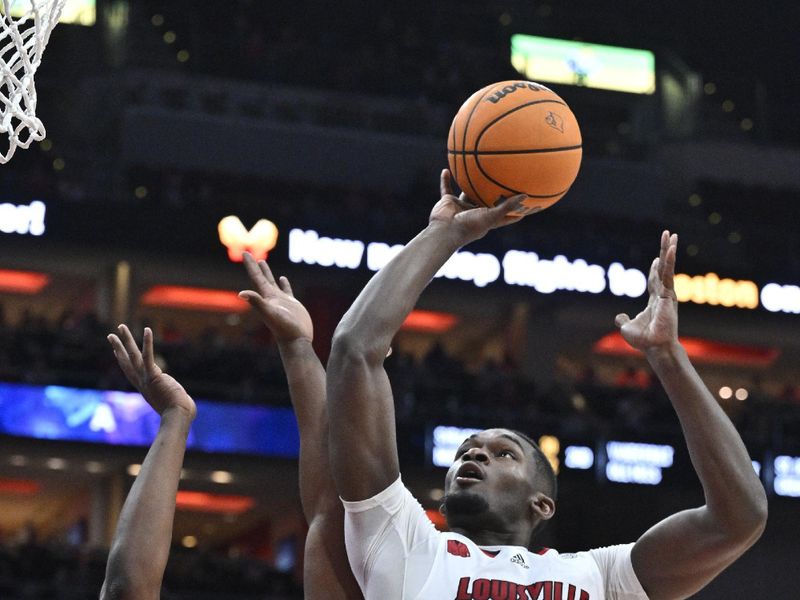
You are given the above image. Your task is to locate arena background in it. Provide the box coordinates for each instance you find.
[0,1,798,597]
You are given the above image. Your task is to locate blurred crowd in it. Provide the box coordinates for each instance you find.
[123,0,793,146]
[0,533,300,600]
[387,343,800,446]
[152,1,510,111]
[1,306,798,446]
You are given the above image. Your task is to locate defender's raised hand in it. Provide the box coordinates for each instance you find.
[239,253,313,344]
[431,169,526,244]
[615,230,679,352]
[101,325,196,600]
[107,325,196,420]
[240,255,362,598]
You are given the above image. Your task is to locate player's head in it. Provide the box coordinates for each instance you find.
[441,428,556,544]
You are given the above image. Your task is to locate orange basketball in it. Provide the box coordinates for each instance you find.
[447,80,582,216]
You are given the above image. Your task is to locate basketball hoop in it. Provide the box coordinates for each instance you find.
[0,0,67,164]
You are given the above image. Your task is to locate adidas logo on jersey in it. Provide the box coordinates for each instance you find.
[510,553,529,569]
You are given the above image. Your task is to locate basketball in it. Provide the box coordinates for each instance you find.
[447,80,582,216]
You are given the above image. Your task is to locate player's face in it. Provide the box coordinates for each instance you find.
[443,428,539,528]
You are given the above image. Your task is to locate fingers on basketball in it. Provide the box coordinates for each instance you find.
[480,194,523,228]
[453,193,475,210]
[440,169,453,198]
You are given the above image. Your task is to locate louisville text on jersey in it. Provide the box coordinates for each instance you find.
[455,577,590,600]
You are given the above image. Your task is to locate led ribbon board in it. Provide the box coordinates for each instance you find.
[431,425,481,467]
[606,441,674,485]
[510,34,656,95]
[0,382,299,457]
[774,455,800,497]
[287,226,799,314]
[0,200,46,236]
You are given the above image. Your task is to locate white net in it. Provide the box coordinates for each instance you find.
[0,0,67,164]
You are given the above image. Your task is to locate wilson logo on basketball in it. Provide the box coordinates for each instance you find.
[545,111,565,132]
[484,81,550,104]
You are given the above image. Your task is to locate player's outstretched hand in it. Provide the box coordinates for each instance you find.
[239,253,313,344]
[430,169,527,243]
[107,325,196,420]
[615,230,679,353]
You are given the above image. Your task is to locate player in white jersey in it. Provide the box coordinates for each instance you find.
[326,170,768,600]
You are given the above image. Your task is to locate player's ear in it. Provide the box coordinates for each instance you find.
[439,503,447,516]
[530,492,555,521]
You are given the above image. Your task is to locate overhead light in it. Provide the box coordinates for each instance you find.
[141,286,249,313]
[0,269,49,294]
[735,388,748,401]
[719,386,733,399]
[45,457,67,470]
[539,435,560,474]
[594,332,779,367]
[0,478,40,495]
[210,470,233,484]
[401,309,459,333]
[127,464,141,476]
[181,535,198,548]
[564,446,594,470]
[175,491,255,514]
[9,455,28,466]
[85,461,104,473]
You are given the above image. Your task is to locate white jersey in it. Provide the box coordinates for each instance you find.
[343,478,649,600]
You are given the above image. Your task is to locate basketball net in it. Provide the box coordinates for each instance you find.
[0,0,67,164]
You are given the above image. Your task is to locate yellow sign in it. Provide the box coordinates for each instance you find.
[218,216,278,263]
[6,0,96,26]
[674,272,758,309]
[538,435,561,475]
[510,34,656,95]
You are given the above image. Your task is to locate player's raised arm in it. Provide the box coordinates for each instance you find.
[616,232,767,600]
[100,326,196,600]
[327,170,525,501]
[239,254,361,599]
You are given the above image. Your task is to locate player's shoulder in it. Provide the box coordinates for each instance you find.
[527,546,606,575]
[530,547,592,561]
